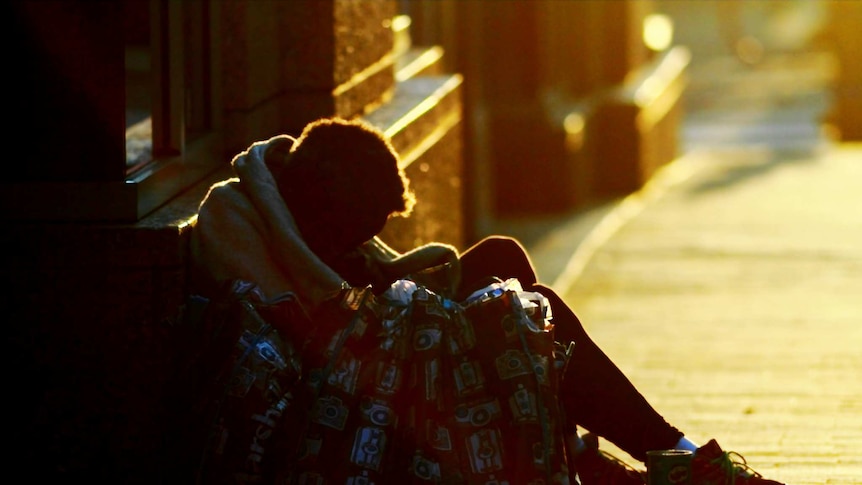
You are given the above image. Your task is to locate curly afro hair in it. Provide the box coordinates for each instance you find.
[272,117,416,260]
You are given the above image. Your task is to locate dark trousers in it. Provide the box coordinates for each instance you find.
[458,236,683,461]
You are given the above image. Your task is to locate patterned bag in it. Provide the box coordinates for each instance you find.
[190,280,311,484]
[194,277,574,484]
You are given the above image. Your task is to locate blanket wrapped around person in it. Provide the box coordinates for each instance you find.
[185,138,574,484]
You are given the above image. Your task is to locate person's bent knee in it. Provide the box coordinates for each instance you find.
[460,235,538,287]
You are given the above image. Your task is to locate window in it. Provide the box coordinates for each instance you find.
[125,0,223,221]
[1,0,222,223]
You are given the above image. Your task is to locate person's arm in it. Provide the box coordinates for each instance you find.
[361,236,402,262]
[357,237,461,296]
[380,242,460,279]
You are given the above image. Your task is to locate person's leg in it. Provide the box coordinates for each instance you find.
[536,282,683,461]
[458,236,682,461]
[458,236,538,294]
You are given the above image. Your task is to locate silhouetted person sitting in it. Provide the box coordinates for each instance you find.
[190,117,784,485]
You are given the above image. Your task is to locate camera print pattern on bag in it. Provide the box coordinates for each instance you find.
[278,279,571,484]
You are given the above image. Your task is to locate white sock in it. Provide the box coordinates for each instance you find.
[675,436,699,452]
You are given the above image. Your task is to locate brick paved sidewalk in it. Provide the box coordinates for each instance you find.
[552,143,862,484]
[491,50,860,484]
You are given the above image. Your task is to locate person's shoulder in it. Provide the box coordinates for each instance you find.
[200,177,239,204]
[207,176,240,194]
[196,177,254,219]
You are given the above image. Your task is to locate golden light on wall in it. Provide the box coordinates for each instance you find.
[643,13,674,52]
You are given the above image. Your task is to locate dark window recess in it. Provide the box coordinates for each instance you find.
[1,0,222,223]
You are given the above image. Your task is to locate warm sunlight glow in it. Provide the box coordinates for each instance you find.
[563,112,584,136]
[643,13,674,51]
[564,112,586,151]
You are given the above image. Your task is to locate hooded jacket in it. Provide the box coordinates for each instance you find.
[189,136,345,311]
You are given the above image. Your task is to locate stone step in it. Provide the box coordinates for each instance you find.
[364,58,465,249]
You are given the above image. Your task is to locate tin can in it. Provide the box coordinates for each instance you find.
[646,449,693,485]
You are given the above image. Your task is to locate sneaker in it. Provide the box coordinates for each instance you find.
[691,439,784,485]
[573,433,646,485]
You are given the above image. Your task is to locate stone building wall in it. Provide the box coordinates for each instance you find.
[3,0,463,480]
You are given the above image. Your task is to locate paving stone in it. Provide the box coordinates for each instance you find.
[509,51,861,484]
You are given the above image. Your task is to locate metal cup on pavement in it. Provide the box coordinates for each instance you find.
[646,449,693,485]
